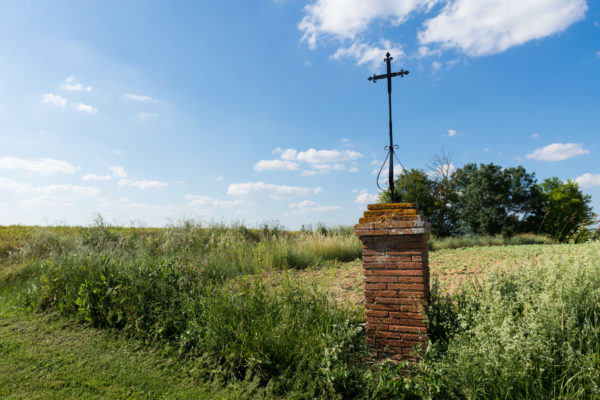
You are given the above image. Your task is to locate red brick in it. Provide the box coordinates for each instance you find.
[369,303,403,312]
[387,318,426,327]
[363,262,401,270]
[394,261,426,269]
[364,283,387,290]
[376,292,425,300]
[386,283,427,291]
[361,248,379,256]
[366,323,389,331]
[389,305,423,313]
[395,276,425,284]
[386,250,423,256]
[365,310,388,318]
[386,312,423,320]
[367,338,421,348]
[387,325,426,333]
[363,255,413,263]
[364,269,422,276]
[364,290,397,297]
[374,297,424,305]
[365,276,398,283]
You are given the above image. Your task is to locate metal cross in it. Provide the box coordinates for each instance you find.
[368,52,409,203]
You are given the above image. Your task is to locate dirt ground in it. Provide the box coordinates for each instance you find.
[293,242,598,305]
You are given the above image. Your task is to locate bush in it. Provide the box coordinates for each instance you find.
[423,242,600,398]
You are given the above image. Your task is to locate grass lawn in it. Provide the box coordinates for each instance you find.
[0,311,244,399]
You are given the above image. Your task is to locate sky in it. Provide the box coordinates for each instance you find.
[0,0,599,228]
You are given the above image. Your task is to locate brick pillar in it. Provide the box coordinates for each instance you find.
[355,203,431,361]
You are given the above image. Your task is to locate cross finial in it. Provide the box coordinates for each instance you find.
[367,52,409,203]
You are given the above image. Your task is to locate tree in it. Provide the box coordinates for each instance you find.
[451,163,543,236]
[537,177,595,242]
[379,168,437,214]
[378,168,457,237]
[427,150,459,237]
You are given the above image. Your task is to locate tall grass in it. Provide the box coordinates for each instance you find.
[5,222,600,398]
[6,221,362,277]
[430,232,555,251]
[422,242,600,398]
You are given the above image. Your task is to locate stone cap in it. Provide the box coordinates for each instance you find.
[355,203,430,236]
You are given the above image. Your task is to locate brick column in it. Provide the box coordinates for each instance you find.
[355,203,431,361]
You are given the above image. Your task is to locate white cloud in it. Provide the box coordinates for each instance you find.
[525,143,589,162]
[596,50,600,58]
[299,0,437,48]
[0,177,100,206]
[446,129,457,137]
[60,76,91,92]
[130,180,169,190]
[82,174,112,181]
[123,93,156,102]
[42,93,67,107]
[114,150,125,155]
[332,39,404,68]
[137,112,158,120]
[216,176,224,181]
[254,159,300,172]
[287,200,340,215]
[575,173,600,188]
[281,148,363,164]
[312,163,346,171]
[300,0,587,63]
[108,166,128,178]
[0,156,79,175]
[269,147,363,174]
[228,182,321,200]
[184,194,245,207]
[419,0,588,56]
[416,45,442,57]
[432,61,442,71]
[355,189,379,204]
[73,102,98,114]
[532,133,540,139]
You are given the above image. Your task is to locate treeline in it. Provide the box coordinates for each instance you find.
[380,161,596,242]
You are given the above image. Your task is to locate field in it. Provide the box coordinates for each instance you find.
[1,223,600,399]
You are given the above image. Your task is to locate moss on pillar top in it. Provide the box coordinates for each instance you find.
[355,203,430,236]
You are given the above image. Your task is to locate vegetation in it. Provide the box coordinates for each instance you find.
[1,223,600,398]
[537,177,595,241]
[380,160,595,242]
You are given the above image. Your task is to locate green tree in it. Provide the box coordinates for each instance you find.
[537,177,595,242]
[451,163,543,236]
[378,169,436,213]
[379,168,458,236]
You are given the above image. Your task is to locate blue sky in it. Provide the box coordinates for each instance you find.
[0,0,599,228]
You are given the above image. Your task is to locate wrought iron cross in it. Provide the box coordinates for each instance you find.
[368,52,409,203]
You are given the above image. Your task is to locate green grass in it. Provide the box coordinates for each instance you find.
[429,232,556,251]
[0,312,246,400]
[2,222,600,399]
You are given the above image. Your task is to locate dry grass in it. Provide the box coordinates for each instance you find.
[294,241,600,304]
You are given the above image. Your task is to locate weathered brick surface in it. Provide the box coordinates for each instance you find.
[355,203,430,361]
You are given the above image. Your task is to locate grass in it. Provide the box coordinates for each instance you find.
[1,222,600,398]
[429,232,555,251]
[0,312,244,400]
